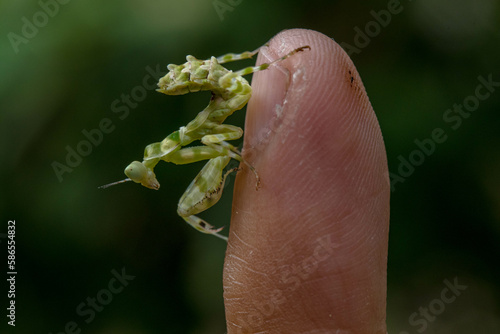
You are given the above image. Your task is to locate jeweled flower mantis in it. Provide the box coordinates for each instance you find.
[100,44,310,241]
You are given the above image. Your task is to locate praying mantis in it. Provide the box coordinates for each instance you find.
[100,44,311,241]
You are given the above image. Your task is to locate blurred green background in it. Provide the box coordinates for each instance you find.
[1,0,499,333]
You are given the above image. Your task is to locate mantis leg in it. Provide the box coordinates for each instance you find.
[163,143,254,187]
[215,45,263,64]
[180,215,229,241]
[200,124,260,189]
[164,146,223,165]
[202,124,243,148]
[233,45,311,77]
[217,46,311,92]
[177,156,235,241]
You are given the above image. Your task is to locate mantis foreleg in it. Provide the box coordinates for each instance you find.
[199,124,260,189]
[177,156,235,241]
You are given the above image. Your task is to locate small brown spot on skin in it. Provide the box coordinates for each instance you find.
[349,70,354,86]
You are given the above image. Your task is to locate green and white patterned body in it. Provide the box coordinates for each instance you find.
[101,45,310,240]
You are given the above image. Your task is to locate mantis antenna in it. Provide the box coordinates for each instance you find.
[98,178,132,189]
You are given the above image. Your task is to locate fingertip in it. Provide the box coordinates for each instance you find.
[225,29,389,334]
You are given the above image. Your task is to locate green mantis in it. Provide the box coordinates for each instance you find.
[101,44,310,241]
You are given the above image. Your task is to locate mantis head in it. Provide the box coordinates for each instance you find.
[124,161,160,190]
[99,161,160,190]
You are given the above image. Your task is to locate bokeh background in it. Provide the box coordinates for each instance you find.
[1,0,499,333]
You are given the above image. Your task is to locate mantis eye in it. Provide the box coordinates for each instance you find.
[125,161,147,182]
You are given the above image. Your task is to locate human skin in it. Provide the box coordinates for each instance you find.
[223,29,390,333]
